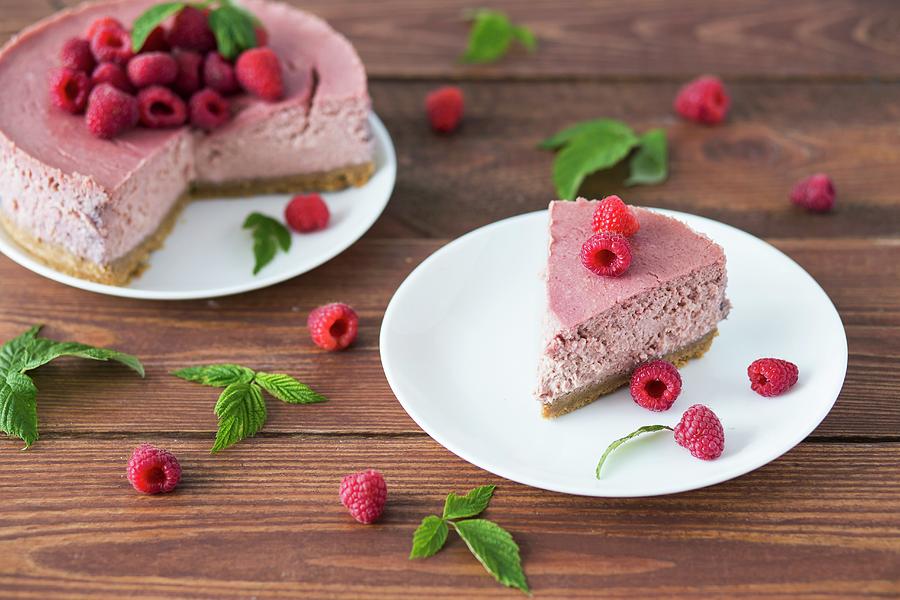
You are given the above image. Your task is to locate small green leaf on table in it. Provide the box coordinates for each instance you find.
[626,128,668,186]
[462,9,537,64]
[442,484,495,520]
[410,515,449,559]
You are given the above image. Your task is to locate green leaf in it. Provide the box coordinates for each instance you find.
[409,515,449,559]
[552,126,639,199]
[209,4,258,60]
[452,519,529,594]
[0,325,42,373]
[538,119,635,150]
[211,382,267,453]
[511,26,537,52]
[462,9,536,64]
[131,2,185,52]
[243,212,291,275]
[21,340,145,377]
[443,484,495,520]
[596,424,673,478]
[0,372,38,448]
[255,372,327,404]
[625,128,668,187]
[172,364,256,387]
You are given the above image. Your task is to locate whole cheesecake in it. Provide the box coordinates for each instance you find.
[536,199,731,417]
[0,0,374,285]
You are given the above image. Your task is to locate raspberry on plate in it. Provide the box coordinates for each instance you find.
[580,232,632,277]
[591,195,640,237]
[90,26,133,65]
[790,174,835,213]
[425,86,463,134]
[285,194,330,233]
[235,47,284,101]
[49,67,91,114]
[91,62,133,93]
[127,443,182,494]
[630,360,682,411]
[85,83,139,138]
[127,52,178,88]
[308,302,359,351]
[339,469,387,524]
[167,6,216,53]
[85,16,124,41]
[674,75,729,125]
[60,37,96,73]
[137,86,188,128]
[748,358,799,397]
[173,50,204,97]
[203,52,240,95]
[189,88,230,130]
[673,404,724,460]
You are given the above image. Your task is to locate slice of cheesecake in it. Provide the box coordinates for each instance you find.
[536,198,730,418]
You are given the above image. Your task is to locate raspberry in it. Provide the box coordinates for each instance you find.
[139,26,170,53]
[255,26,268,46]
[188,88,230,130]
[60,38,96,73]
[339,469,387,524]
[126,443,182,494]
[285,194,330,233]
[630,360,682,412]
[49,68,91,114]
[91,62,133,93]
[90,27,133,66]
[308,303,359,351]
[675,75,729,125]
[673,404,725,460]
[127,52,178,88]
[748,358,799,397]
[580,232,632,277]
[173,50,204,96]
[137,85,187,128]
[591,195,640,237]
[790,174,835,213]
[235,47,284,102]
[85,83,139,138]
[167,6,216,53]
[85,16,124,41]
[425,86,463,134]
[203,52,240,95]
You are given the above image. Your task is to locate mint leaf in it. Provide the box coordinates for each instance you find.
[539,119,635,151]
[255,372,327,404]
[410,515,449,559]
[452,519,529,594]
[626,129,668,187]
[462,9,536,64]
[0,371,38,448]
[243,212,291,275]
[172,364,255,387]
[212,381,267,453]
[209,4,257,60]
[596,424,673,478]
[132,2,185,52]
[552,125,639,199]
[443,484,495,520]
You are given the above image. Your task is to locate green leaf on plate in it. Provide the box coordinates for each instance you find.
[596,424,673,478]
[243,212,291,275]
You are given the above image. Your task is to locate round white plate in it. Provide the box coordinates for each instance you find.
[0,113,396,300]
[380,209,847,497]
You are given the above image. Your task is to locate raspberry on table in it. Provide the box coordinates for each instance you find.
[425,86,463,134]
[90,26,133,65]
[189,88,230,130]
[339,469,387,524]
[203,52,240,95]
[137,86,188,129]
[285,194,330,233]
[60,38,96,73]
[235,47,284,101]
[91,62,133,93]
[173,50,204,97]
[790,174,835,213]
[591,195,640,237]
[673,404,725,460]
[49,67,91,114]
[674,75,729,125]
[127,443,182,494]
[85,83,139,138]
[167,6,217,53]
[580,232,632,277]
[630,360,682,412]
[85,16,124,41]
[127,52,178,89]
[748,358,799,397]
[139,26,170,53]
[308,302,359,351]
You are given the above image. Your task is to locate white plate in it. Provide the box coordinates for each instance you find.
[0,114,396,300]
[380,209,847,497]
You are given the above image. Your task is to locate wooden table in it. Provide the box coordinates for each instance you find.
[2,1,899,597]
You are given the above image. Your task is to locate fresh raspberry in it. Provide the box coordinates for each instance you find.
[673,404,725,460]
[137,85,187,128]
[85,83,139,138]
[188,88,230,130]
[60,37,96,73]
[790,174,835,213]
[167,6,216,53]
[308,303,359,351]
[630,360,682,412]
[90,26,133,65]
[139,26,170,53]
[748,358,799,397]
[591,195,640,237]
[127,52,178,88]
[85,16,124,41]
[255,26,268,46]
[425,86,463,134]
[91,62,133,93]
[675,75,729,125]
[580,232,632,277]
[285,194,330,233]
[49,68,91,114]
[235,47,284,101]
[126,443,182,494]
[339,469,387,524]
[203,53,240,95]
[173,50,204,96]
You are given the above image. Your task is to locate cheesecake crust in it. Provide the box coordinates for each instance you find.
[191,162,375,198]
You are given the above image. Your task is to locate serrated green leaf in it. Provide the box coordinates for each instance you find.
[131,2,185,52]
[596,424,673,478]
[255,372,327,404]
[173,364,256,387]
[211,382,267,452]
[209,5,258,60]
[452,519,529,594]
[21,340,144,377]
[243,212,292,275]
[0,325,42,373]
[443,484,495,520]
[538,119,636,151]
[552,126,639,200]
[626,128,668,187]
[0,372,38,448]
[409,515,449,559]
[462,9,535,64]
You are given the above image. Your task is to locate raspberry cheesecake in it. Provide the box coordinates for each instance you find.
[536,198,730,418]
[0,0,373,285]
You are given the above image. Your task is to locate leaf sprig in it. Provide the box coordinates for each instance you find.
[243,212,291,275]
[132,1,259,58]
[462,9,536,64]
[410,485,529,594]
[172,364,326,452]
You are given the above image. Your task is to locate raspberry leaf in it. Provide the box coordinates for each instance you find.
[625,129,668,187]
[243,212,291,275]
[462,9,536,64]
[409,515,449,559]
[255,372,327,404]
[21,339,145,376]
[451,519,529,594]
[596,424,673,478]
[172,364,256,387]
[442,484,496,520]
[552,125,639,200]
[131,2,185,52]
[538,119,635,151]
[212,381,267,453]
[0,371,38,448]
[209,4,258,60]
[0,325,42,373]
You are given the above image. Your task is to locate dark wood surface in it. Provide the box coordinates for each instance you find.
[1,1,899,598]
